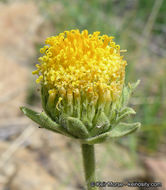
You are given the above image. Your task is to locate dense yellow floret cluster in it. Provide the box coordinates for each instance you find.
[33,29,127,102]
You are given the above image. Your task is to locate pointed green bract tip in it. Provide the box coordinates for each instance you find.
[20,106,26,114]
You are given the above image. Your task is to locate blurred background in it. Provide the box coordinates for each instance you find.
[0,0,166,189]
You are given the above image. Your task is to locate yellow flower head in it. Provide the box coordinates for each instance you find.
[21,29,140,139]
[33,29,127,103]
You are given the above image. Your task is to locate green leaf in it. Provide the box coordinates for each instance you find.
[122,80,140,106]
[20,106,73,138]
[41,86,49,116]
[67,117,90,138]
[80,132,109,144]
[81,99,92,130]
[59,114,90,138]
[108,122,141,138]
[116,107,136,123]
[90,111,110,136]
[81,122,141,145]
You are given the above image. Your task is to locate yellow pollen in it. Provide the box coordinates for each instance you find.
[56,97,63,111]
[33,29,127,101]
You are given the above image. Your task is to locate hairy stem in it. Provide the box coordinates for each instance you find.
[81,144,98,190]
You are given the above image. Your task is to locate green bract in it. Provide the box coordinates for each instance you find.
[21,81,141,145]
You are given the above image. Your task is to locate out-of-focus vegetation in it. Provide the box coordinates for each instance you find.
[32,0,166,154]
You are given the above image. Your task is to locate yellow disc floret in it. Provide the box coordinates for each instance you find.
[33,29,127,102]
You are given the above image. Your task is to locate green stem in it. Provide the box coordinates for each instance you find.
[81,144,98,190]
